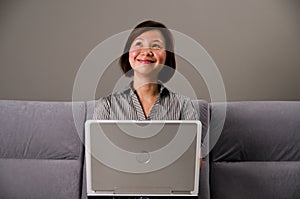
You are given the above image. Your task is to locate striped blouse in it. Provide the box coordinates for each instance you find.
[93,82,198,120]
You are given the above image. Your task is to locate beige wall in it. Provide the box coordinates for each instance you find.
[1,0,299,101]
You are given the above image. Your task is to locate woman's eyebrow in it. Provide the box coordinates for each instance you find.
[152,39,164,43]
[134,37,144,41]
[134,38,164,43]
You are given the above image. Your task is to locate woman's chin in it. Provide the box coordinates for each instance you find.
[134,69,160,79]
[133,66,155,74]
[134,64,163,74]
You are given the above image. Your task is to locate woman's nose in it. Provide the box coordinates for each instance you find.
[140,47,153,56]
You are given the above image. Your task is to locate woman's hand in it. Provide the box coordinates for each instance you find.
[200,151,203,169]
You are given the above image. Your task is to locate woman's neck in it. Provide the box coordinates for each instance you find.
[132,75,161,118]
[133,77,160,98]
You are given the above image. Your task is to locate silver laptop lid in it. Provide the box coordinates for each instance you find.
[85,120,201,197]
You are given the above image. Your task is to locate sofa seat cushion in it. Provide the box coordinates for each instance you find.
[0,159,82,199]
[0,100,86,199]
[211,162,300,199]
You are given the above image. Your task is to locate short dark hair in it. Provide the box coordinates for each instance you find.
[119,20,176,83]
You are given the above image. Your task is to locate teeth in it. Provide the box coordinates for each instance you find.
[138,59,155,63]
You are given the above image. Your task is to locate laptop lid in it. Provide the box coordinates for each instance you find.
[85,120,201,197]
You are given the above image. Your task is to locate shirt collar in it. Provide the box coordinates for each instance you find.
[125,80,168,96]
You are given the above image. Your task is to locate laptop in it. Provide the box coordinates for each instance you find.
[85,120,202,197]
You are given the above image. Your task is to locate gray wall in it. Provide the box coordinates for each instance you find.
[1,0,299,102]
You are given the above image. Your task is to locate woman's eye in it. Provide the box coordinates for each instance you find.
[134,42,142,47]
[152,44,162,49]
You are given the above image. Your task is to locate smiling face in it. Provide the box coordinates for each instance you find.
[129,30,167,80]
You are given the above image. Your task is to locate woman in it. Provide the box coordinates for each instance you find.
[93,20,198,120]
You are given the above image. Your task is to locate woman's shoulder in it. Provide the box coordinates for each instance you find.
[95,95,111,106]
[166,89,194,103]
[167,90,199,120]
[95,89,130,105]
[93,95,112,117]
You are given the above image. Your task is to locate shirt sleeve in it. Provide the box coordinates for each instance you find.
[93,96,111,120]
[180,98,199,120]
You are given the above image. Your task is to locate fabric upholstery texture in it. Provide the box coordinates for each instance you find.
[1,100,299,199]
[0,100,86,199]
[210,101,300,199]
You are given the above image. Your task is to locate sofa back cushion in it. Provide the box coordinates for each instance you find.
[210,102,300,199]
[0,100,86,199]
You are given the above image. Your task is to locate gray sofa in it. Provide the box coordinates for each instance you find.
[0,100,86,199]
[210,102,300,199]
[0,100,299,199]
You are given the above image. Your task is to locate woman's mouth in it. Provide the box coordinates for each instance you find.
[137,59,155,64]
